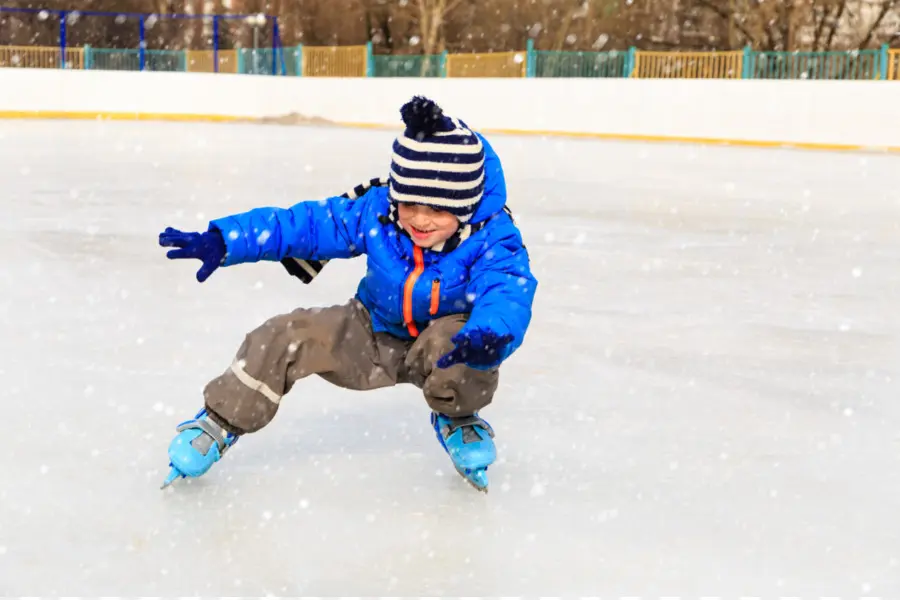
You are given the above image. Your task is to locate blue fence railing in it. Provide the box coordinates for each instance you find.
[0,6,285,74]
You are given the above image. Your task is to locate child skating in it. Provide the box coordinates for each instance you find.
[157,96,537,492]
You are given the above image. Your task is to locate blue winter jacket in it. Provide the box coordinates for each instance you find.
[207,135,537,367]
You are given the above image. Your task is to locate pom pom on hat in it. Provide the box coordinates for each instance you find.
[400,95,449,140]
[389,96,486,223]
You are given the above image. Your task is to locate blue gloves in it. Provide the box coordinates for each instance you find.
[159,227,227,282]
[437,328,514,370]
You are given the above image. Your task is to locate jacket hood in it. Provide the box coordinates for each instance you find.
[469,132,508,225]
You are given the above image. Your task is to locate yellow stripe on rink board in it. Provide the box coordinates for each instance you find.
[478,127,900,153]
[1,110,897,153]
[330,121,900,153]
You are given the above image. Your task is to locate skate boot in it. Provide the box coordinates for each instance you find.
[431,412,496,493]
[160,407,239,489]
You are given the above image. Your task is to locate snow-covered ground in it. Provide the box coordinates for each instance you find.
[1,119,898,595]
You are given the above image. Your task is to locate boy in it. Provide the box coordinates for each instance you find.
[158,96,537,492]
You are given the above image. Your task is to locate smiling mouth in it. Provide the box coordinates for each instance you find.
[410,226,435,235]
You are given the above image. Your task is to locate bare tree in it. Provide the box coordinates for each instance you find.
[410,0,467,55]
[1,0,897,55]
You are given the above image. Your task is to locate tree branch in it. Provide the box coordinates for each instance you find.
[694,0,759,46]
[824,0,848,49]
[812,2,829,50]
[779,0,794,51]
[764,17,780,49]
[445,0,466,15]
[858,0,895,48]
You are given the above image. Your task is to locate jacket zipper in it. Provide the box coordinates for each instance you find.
[429,279,440,316]
[403,245,425,337]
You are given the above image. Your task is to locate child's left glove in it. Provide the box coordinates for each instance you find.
[436,328,515,371]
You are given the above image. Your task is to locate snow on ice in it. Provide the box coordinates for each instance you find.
[0,119,898,595]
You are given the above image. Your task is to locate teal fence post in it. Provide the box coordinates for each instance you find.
[237,48,245,74]
[440,50,448,77]
[366,41,374,77]
[296,44,303,76]
[84,44,92,70]
[742,45,752,79]
[880,44,889,80]
[526,39,536,77]
[624,46,636,77]
[179,49,187,72]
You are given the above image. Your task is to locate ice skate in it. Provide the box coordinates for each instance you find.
[160,407,239,489]
[431,412,496,492]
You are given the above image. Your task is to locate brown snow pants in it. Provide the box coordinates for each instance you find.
[202,299,499,435]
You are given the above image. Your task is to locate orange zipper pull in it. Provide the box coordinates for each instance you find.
[403,246,425,337]
[429,278,440,316]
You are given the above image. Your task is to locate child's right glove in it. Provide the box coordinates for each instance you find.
[436,328,514,371]
[159,227,226,282]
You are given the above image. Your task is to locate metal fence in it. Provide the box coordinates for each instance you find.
[530,49,629,78]
[0,6,285,73]
[185,50,238,73]
[889,50,900,80]
[1,35,899,80]
[0,45,84,69]
[747,50,882,80]
[372,54,444,77]
[634,50,744,79]
[446,51,527,77]
[86,48,185,71]
[301,45,368,77]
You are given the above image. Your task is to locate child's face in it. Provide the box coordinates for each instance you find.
[397,203,459,248]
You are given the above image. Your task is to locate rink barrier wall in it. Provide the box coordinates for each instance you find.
[1,69,899,152]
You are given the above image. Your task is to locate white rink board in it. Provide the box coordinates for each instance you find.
[0,119,898,595]
[0,68,899,148]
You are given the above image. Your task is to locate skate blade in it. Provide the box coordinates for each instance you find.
[455,466,489,493]
[160,466,184,490]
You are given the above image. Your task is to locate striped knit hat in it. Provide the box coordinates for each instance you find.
[388,96,485,223]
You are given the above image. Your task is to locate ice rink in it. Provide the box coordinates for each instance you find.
[1,119,898,595]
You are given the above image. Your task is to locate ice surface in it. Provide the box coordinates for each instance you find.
[1,120,899,595]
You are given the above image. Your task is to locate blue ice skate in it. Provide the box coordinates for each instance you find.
[160,407,239,489]
[431,412,496,493]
